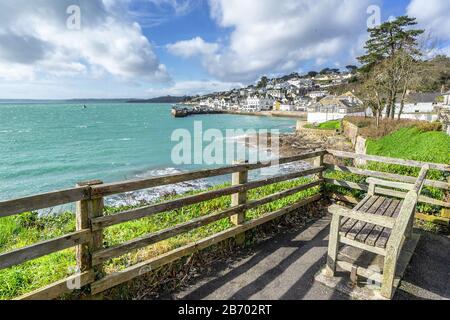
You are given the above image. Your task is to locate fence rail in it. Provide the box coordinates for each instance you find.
[0,149,448,300]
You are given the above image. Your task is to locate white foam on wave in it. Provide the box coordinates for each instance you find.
[105,167,212,207]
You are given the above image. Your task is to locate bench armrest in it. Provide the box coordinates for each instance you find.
[366,177,414,192]
[328,204,396,229]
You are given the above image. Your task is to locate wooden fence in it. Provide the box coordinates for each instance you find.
[0,150,326,299]
[0,149,448,300]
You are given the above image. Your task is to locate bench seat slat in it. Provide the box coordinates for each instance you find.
[340,196,378,234]
[354,198,393,243]
[364,200,400,247]
[375,200,404,248]
[345,196,387,240]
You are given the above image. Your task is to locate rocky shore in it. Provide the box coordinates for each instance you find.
[245,129,353,158]
[278,129,353,157]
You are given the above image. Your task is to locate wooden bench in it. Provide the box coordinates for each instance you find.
[325,165,430,299]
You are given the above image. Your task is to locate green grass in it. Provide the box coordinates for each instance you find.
[326,126,449,215]
[305,120,341,130]
[0,177,319,300]
[366,127,450,166]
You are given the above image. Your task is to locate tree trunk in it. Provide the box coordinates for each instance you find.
[389,93,397,119]
[376,109,380,127]
[385,100,391,118]
[398,84,408,120]
[375,90,382,128]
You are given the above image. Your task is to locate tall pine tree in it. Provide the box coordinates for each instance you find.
[358,16,424,118]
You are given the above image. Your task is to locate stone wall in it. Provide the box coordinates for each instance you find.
[342,120,360,146]
[342,119,368,167]
[296,121,339,138]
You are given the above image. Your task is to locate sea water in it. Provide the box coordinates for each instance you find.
[0,103,300,206]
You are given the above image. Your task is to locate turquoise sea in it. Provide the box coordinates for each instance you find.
[0,103,297,205]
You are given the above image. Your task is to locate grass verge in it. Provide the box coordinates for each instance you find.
[304,120,341,130]
[325,126,449,224]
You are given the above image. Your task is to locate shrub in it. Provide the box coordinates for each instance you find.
[416,121,442,132]
[344,116,442,139]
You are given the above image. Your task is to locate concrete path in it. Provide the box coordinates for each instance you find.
[173,216,450,300]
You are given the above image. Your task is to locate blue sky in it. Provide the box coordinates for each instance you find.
[0,0,449,99]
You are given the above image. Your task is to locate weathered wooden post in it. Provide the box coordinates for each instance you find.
[313,154,324,177]
[314,153,325,192]
[76,180,105,288]
[231,161,248,246]
[325,213,341,277]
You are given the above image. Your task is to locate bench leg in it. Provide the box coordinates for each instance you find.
[326,214,341,277]
[381,249,397,299]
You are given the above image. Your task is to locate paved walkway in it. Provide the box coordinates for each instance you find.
[173,216,450,300]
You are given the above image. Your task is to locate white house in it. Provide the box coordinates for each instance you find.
[219,98,230,110]
[307,92,365,124]
[393,92,440,122]
[267,89,283,99]
[279,104,295,112]
[288,78,313,89]
[307,91,328,100]
[245,96,274,112]
[443,90,450,105]
[294,97,312,112]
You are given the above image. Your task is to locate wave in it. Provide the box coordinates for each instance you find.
[36,160,313,215]
[104,167,212,207]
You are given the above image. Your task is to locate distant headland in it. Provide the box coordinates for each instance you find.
[127,96,191,104]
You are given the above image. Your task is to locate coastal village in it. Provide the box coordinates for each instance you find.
[176,69,450,133]
[1,2,450,305]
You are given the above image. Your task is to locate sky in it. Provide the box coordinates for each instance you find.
[0,0,449,99]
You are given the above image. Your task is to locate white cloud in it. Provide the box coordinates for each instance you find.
[167,37,219,58]
[407,0,450,40]
[0,0,170,82]
[407,0,450,56]
[147,80,243,97]
[168,0,375,81]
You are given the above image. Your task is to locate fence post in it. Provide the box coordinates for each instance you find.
[314,154,324,193]
[231,161,248,246]
[75,180,104,289]
[314,154,324,177]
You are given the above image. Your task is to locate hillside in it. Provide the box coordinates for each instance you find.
[127,96,191,103]
[330,55,450,96]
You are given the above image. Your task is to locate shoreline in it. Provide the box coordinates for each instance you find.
[173,106,307,120]
[223,110,307,119]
